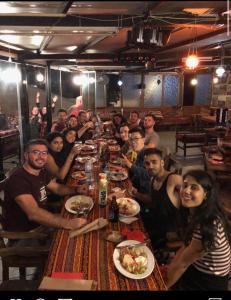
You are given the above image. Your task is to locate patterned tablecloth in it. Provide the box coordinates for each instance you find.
[44,159,167,290]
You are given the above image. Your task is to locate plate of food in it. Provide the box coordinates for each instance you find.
[110,157,122,165]
[109,171,128,181]
[71,170,87,180]
[113,240,155,279]
[81,144,96,152]
[108,145,120,152]
[107,139,117,145]
[116,197,140,217]
[85,140,96,145]
[65,195,94,214]
[75,156,97,164]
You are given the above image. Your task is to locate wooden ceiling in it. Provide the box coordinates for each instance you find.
[0,1,230,73]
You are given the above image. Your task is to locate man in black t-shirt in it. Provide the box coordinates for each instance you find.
[3,139,87,232]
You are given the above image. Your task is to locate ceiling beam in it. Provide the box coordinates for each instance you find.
[0,14,225,28]
[18,53,117,60]
[156,27,228,53]
[63,1,74,14]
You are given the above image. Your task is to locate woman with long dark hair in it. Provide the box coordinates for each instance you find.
[62,127,77,159]
[46,131,79,182]
[166,170,231,290]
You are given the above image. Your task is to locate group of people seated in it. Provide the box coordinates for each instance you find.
[2,107,230,291]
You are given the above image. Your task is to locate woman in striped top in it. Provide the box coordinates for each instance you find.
[166,170,231,290]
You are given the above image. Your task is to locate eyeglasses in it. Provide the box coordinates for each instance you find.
[29,150,48,156]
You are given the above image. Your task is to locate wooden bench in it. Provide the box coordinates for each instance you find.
[175,131,206,157]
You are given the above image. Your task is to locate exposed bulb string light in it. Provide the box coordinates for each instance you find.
[185,18,199,70]
[215,43,225,77]
[190,77,198,86]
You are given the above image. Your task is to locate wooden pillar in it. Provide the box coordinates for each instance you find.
[18,63,30,146]
[45,63,52,132]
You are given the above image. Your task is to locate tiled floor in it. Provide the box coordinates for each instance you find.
[0,130,230,288]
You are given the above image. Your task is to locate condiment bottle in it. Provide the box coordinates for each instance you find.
[98,173,108,207]
[108,195,119,222]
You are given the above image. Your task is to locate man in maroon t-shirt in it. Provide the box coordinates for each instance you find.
[3,139,87,232]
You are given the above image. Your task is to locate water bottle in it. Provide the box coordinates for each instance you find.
[85,160,93,184]
[95,121,100,138]
[103,162,110,181]
[98,173,108,207]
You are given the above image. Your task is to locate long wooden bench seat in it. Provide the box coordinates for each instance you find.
[176,131,206,157]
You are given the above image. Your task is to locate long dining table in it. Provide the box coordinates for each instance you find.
[43,142,167,291]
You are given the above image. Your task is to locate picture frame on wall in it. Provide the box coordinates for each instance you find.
[227,85,231,95]
[213,84,226,95]
[227,73,231,84]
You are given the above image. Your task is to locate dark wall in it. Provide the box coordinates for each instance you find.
[183,74,196,106]
[106,74,120,105]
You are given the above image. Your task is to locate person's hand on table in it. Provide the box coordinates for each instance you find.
[121,153,132,169]
[128,186,138,197]
[76,184,88,195]
[66,218,87,230]
[71,144,81,156]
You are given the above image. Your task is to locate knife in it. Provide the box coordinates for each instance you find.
[115,242,147,249]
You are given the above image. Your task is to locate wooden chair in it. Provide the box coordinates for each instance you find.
[0,178,50,289]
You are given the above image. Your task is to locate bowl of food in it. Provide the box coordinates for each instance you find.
[109,172,127,181]
[116,197,140,217]
[113,240,155,279]
[71,171,87,184]
[65,195,94,215]
[75,156,97,164]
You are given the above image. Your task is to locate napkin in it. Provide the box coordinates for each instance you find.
[119,216,138,224]
[38,276,95,290]
[121,228,146,242]
[70,218,108,238]
[51,272,83,279]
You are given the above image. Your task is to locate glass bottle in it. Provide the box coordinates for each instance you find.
[108,195,119,222]
[98,173,108,207]
[85,160,93,184]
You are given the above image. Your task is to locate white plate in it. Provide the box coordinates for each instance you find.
[65,195,94,214]
[113,240,155,280]
[85,140,96,145]
[75,157,97,164]
[116,197,140,217]
[109,172,128,181]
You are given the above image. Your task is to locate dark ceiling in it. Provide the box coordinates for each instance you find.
[0,1,230,73]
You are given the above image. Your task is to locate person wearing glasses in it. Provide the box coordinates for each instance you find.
[166,170,230,291]
[3,139,87,235]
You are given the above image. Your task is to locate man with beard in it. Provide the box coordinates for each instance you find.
[51,109,68,132]
[130,148,182,252]
[76,110,94,143]
[143,113,160,148]
[3,139,87,234]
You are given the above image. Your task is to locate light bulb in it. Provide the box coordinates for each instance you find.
[213,77,219,84]
[72,75,88,85]
[185,55,199,69]
[215,66,225,77]
[89,77,96,84]
[117,80,123,86]
[190,78,198,86]
[36,73,44,82]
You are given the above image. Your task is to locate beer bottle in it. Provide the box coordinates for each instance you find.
[108,196,119,222]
